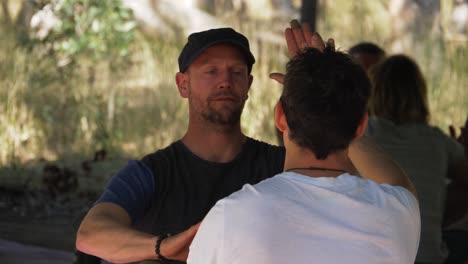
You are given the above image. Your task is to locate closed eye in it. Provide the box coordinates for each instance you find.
[206,69,217,75]
[231,68,246,75]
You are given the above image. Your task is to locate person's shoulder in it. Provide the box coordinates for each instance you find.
[426,125,453,138]
[140,140,183,166]
[224,173,285,203]
[366,116,396,135]
[246,137,285,153]
[373,181,419,211]
[421,125,463,148]
[339,175,418,210]
[141,141,181,158]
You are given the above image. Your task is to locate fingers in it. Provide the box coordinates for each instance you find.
[161,223,201,261]
[301,22,314,46]
[180,223,200,240]
[285,28,299,58]
[189,222,200,234]
[291,20,307,50]
[269,73,285,84]
[285,19,329,57]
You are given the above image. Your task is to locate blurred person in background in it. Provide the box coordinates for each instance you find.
[366,54,468,264]
[349,42,386,72]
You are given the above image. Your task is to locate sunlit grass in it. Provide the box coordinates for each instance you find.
[0,1,467,170]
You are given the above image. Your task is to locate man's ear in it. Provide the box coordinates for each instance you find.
[354,112,369,139]
[275,100,288,132]
[175,72,189,98]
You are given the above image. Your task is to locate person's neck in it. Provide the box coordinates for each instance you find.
[182,121,247,163]
[284,145,356,178]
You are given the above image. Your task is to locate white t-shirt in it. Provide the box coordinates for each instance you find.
[366,116,465,263]
[188,172,420,264]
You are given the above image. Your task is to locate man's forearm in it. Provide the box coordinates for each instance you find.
[349,136,417,196]
[76,203,157,263]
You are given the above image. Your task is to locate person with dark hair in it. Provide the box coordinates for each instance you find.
[188,27,420,264]
[366,54,468,264]
[349,41,386,72]
[275,41,386,146]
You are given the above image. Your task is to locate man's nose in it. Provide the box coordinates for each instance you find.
[217,70,233,89]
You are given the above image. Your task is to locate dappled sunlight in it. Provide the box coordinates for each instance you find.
[0,0,466,171]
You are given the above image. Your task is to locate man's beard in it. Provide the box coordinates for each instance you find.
[201,92,245,126]
[201,104,243,126]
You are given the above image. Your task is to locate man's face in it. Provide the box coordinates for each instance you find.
[177,44,253,126]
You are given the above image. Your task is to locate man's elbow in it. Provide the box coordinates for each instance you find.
[75,225,95,256]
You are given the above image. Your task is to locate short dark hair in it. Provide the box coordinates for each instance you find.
[281,47,371,159]
[349,42,385,57]
[369,54,429,124]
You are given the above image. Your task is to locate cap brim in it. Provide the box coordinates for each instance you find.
[181,39,255,72]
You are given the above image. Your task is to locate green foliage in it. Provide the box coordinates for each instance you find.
[33,0,137,68]
[0,0,466,170]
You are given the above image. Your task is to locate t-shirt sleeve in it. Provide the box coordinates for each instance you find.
[380,184,419,211]
[380,183,421,253]
[96,160,155,223]
[188,202,225,264]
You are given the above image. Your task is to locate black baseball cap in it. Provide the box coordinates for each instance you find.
[178,28,256,73]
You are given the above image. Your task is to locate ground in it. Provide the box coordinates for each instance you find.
[0,186,97,251]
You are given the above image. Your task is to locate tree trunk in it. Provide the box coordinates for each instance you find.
[14,0,35,33]
[300,0,318,32]
[1,0,12,26]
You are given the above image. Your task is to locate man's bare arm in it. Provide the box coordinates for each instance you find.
[76,203,200,263]
[348,136,417,197]
[76,203,156,263]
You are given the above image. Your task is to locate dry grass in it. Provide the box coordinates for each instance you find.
[0,1,466,172]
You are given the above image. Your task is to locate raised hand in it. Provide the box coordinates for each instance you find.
[285,19,334,57]
[160,223,200,261]
[286,20,321,57]
[270,19,335,84]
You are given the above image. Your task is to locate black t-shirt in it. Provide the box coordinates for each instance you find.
[138,137,285,236]
[98,137,285,237]
[97,138,285,263]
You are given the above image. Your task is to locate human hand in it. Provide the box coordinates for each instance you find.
[270,19,335,84]
[159,223,200,261]
[285,19,334,58]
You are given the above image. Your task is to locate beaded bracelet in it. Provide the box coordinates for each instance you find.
[155,233,173,263]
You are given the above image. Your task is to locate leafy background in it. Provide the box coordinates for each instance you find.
[0,0,466,191]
